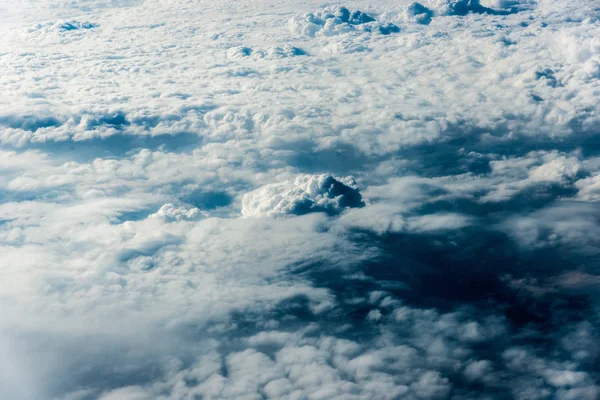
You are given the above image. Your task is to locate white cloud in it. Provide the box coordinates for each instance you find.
[241,174,364,217]
[404,3,434,25]
[501,202,600,251]
[0,0,599,398]
[288,7,399,38]
[410,371,451,399]
[150,203,206,222]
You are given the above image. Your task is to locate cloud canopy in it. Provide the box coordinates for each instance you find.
[0,0,599,399]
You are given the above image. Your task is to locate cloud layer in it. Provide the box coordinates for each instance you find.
[0,0,598,399]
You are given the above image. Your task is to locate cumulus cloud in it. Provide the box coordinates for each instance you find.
[241,174,364,217]
[576,174,600,201]
[150,203,206,222]
[289,7,400,37]
[425,0,492,16]
[55,20,98,31]
[404,3,434,24]
[227,45,307,60]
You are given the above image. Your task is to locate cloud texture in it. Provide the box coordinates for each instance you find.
[0,0,598,399]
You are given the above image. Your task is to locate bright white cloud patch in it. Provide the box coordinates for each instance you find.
[242,174,364,217]
[150,203,206,222]
[0,0,599,399]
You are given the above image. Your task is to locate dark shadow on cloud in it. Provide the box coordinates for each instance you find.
[58,20,98,31]
[35,217,598,399]
[286,46,308,56]
[466,153,492,174]
[285,141,384,176]
[324,175,365,209]
[415,184,582,217]
[113,207,155,224]
[182,190,233,210]
[444,0,520,16]
[379,23,401,35]
[23,132,202,161]
[365,228,586,311]
[285,118,599,183]
[387,122,600,179]
[304,6,401,36]
[0,114,63,132]
[465,125,600,160]
[29,333,169,400]
[0,110,130,133]
[118,234,182,264]
[85,111,130,129]
[407,2,434,25]
[536,68,559,88]
[296,176,365,216]
[0,188,73,205]
[276,223,600,395]
[183,214,599,398]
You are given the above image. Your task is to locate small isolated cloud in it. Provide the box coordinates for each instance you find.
[241,174,364,218]
[149,203,206,222]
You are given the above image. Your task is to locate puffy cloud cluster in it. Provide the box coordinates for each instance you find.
[21,19,99,36]
[404,2,434,24]
[150,203,206,222]
[56,20,98,31]
[226,44,307,60]
[426,0,497,16]
[400,0,529,25]
[57,285,599,400]
[289,7,400,37]
[8,19,100,46]
[242,174,364,217]
[550,20,600,81]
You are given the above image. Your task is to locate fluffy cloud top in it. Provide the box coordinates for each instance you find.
[242,174,364,217]
[150,203,206,222]
[289,7,400,37]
